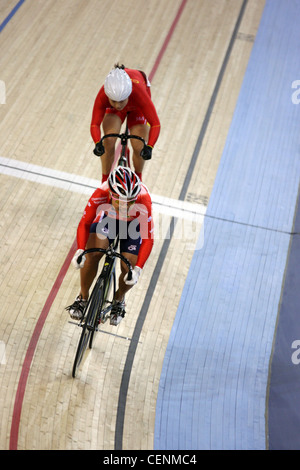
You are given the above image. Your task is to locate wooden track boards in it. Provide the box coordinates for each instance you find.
[0,0,265,450]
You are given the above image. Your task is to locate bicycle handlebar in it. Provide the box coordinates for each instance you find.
[100,132,146,147]
[77,247,133,281]
[100,132,150,161]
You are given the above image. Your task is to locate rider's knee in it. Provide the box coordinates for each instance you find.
[103,136,117,153]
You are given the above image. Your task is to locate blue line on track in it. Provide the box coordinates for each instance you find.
[0,0,26,34]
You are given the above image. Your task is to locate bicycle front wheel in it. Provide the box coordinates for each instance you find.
[72,281,103,378]
[88,283,105,349]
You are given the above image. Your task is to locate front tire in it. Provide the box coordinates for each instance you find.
[72,281,103,377]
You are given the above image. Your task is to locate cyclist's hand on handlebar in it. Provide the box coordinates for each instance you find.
[93,141,105,157]
[140,144,152,160]
[124,266,142,286]
[72,249,86,269]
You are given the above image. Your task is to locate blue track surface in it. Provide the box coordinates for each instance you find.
[154,0,300,450]
[267,193,300,450]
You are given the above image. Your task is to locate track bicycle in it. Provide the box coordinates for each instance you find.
[71,122,145,378]
[71,239,133,378]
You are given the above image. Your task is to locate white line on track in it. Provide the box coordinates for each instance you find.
[0,156,206,222]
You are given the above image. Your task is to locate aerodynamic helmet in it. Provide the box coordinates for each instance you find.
[104,67,132,101]
[108,166,141,200]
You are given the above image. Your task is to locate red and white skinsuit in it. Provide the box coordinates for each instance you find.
[76,182,154,270]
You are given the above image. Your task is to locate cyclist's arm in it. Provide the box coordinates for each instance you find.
[76,187,107,249]
[135,193,154,269]
[90,87,109,143]
[132,87,160,148]
[148,123,160,149]
[136,237,154,269]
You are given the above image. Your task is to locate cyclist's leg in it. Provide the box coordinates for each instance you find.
[101,112,123,179]
[128,112,150,178]
[114,227,141,301]
[79,232,109,299]
[114,252,138,302]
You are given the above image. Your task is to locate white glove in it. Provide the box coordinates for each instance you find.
[124,266,142,286]
[72,249,86,269]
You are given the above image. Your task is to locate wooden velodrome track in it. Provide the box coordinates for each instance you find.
[0,0,266,450]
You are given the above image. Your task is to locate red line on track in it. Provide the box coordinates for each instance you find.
[114,0,188,167]
[9,240,77,450]
[148,0,187,82]
[9,0,187,450]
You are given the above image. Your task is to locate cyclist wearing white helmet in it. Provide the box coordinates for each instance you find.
[66,166,154,326]
[104,67,132,102]
[91,64,160,183]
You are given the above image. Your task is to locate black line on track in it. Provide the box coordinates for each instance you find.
[2,163,297,236]
[114,0,249,449]
[0,163,98,190]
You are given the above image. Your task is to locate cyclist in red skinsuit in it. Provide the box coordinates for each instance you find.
[91,64,160,182]
[66,167,154,326]
[76,182,153,269]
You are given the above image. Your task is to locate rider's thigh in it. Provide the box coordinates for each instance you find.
[102,113,122,150]
[85,233,109,262]
[130,123,150,153]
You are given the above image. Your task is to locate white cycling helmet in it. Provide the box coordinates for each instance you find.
[108,166,141,200]
[104,67,132,102]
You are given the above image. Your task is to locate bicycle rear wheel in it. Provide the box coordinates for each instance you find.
[72,280,103,378]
